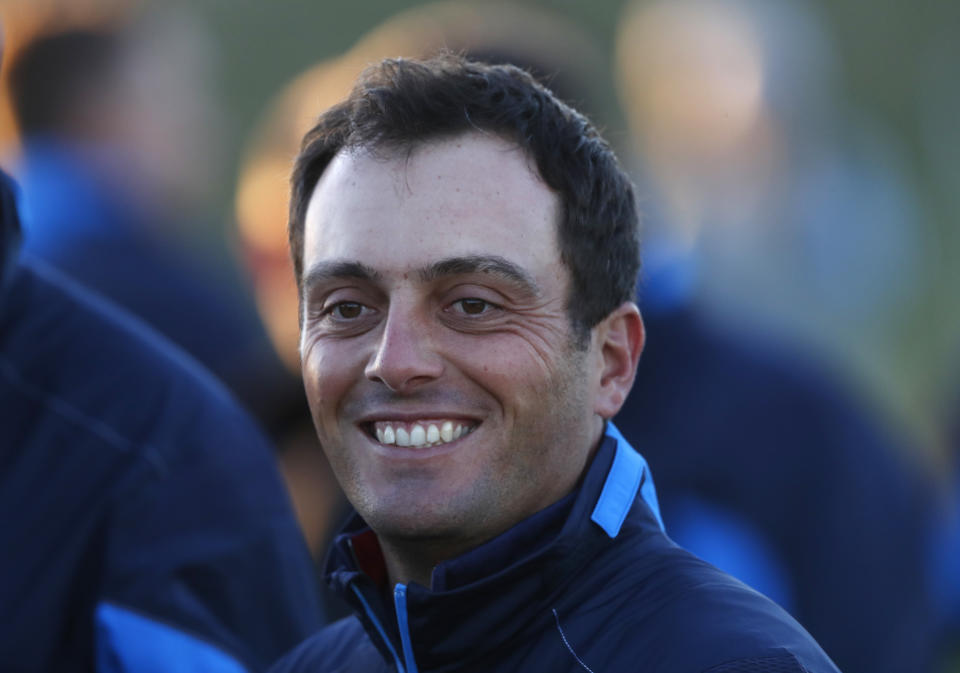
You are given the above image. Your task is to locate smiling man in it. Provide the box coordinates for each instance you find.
[272,54,840,673]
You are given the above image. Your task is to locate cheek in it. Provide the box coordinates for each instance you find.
[446,337,537,387]
[449,327,572,386]
[506,316,577,376]
[301,342,361,421]
[444,332,577,422]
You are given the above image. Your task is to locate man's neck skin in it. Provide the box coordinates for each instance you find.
[378,418,607,588]
[380,536,462,589]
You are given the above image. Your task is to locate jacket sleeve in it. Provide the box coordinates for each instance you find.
[95,386,323,673]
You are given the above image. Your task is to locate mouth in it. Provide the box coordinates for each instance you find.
[364,419,478,448]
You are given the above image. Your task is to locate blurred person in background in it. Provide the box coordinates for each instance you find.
[615,0,925,373]
[0,5,329,669]
[613,2,941,670]
[1,4,343,587]
[235,3,940,671]
[612,1,939,670]
[0,166,322,668]
[2,4,298,432]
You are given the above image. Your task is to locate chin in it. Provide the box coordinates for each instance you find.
[360,498,473,541]
[368,515,463,543]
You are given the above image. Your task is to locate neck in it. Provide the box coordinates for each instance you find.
[379,536,459,588]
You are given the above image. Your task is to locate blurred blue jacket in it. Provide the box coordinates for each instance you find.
[0,172,323,672]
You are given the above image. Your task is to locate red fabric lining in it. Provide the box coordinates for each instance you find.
[350,529,388,588]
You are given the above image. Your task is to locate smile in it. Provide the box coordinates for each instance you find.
[369,420,477,448]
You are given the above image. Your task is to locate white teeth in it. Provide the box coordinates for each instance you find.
[372,420,475,447]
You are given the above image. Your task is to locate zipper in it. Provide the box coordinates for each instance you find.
[350,583,406,673]
[394,584,419,673]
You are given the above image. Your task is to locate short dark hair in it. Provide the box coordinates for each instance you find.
[289,52,639,342]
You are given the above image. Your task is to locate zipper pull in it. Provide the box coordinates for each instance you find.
[393,584,419,673]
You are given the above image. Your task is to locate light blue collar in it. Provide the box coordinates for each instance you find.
[591,422,664,537]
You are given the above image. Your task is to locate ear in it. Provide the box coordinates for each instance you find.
[592,302,645,419]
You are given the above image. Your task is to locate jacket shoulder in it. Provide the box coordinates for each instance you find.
[563,537,840,673]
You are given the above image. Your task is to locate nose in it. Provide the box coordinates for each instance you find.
[365,305,443,392]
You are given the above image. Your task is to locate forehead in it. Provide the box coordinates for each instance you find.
[302,133,562,279]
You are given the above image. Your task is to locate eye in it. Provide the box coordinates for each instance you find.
[452,298,495,315]
[328,301,367,319]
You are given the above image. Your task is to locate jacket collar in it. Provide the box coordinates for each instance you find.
[324,423,662,672]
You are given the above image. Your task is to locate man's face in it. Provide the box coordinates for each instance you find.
[299,133,605,553]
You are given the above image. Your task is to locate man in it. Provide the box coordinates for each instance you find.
[272,54,840,673]
[0,168,322,669]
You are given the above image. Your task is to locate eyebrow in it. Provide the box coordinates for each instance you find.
[420,255,541,297]
[301,255,541,297]
[302,260,382,297]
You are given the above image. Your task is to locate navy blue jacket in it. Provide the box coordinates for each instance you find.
[0,174,322,671]
[271,425,839,673]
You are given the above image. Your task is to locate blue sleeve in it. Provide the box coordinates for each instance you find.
[666,494,795,612]
[96,603,249,673]
[97,395,323,672]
